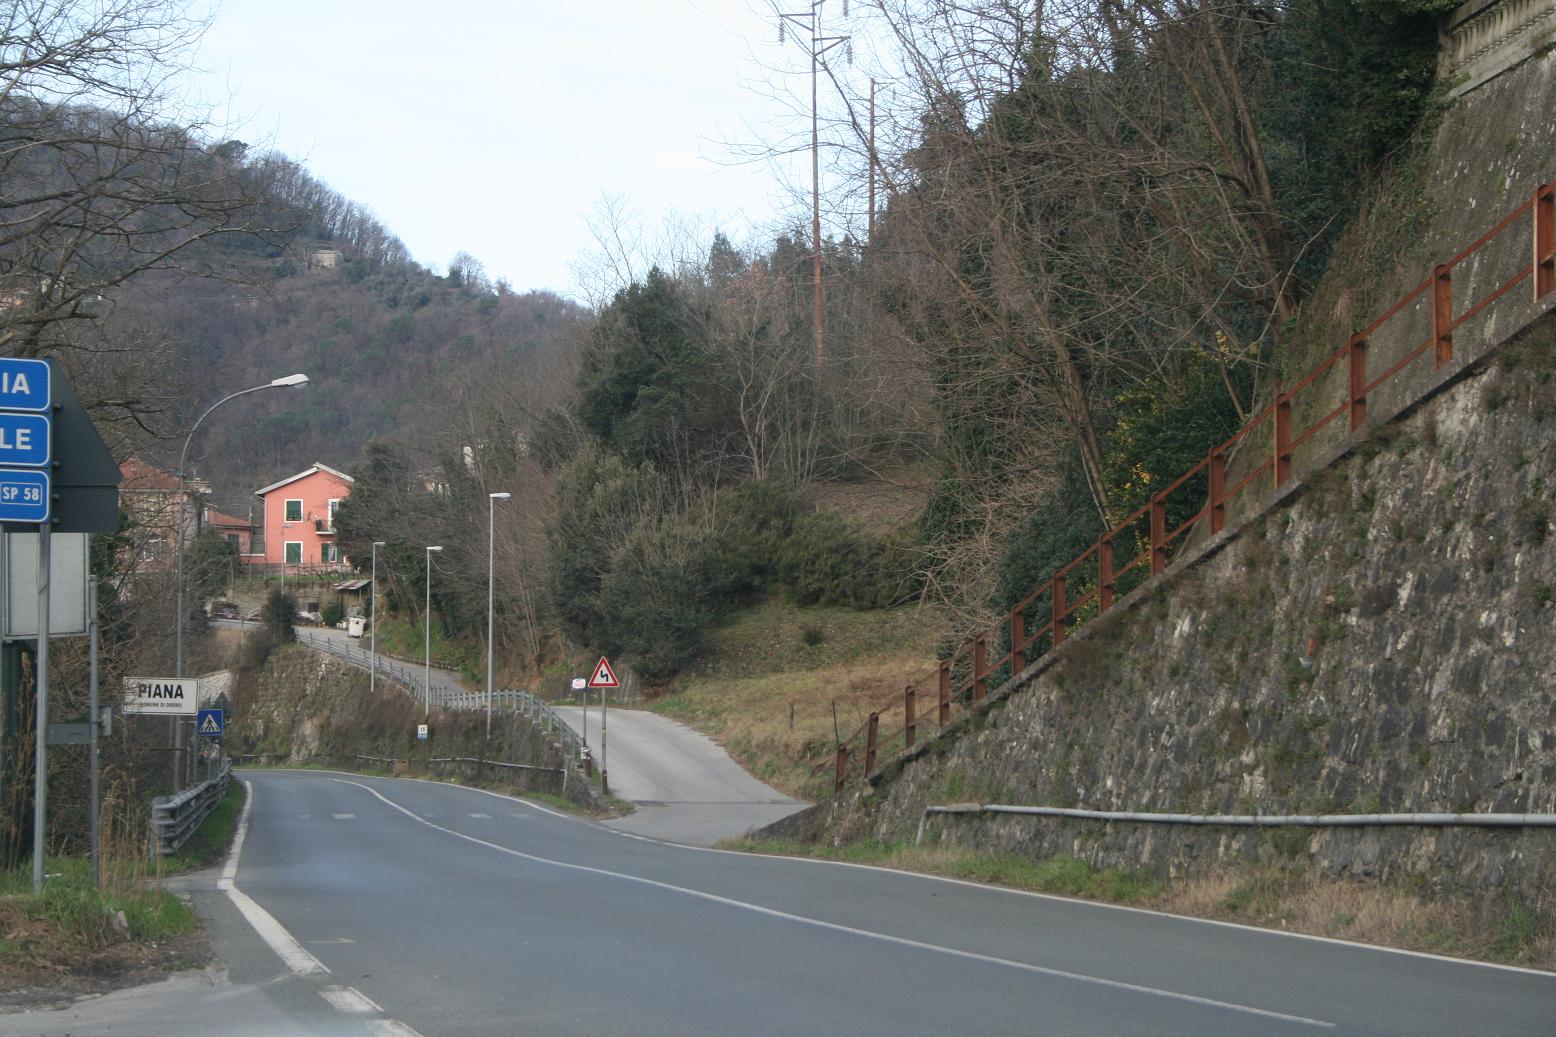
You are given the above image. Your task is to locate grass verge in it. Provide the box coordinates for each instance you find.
[726,838,1161,903]
[653,600,946,799]
[722,837,1556,968]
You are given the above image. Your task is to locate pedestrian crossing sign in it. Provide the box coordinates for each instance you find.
[197,708,224,738]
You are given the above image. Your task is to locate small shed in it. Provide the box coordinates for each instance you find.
[333,577,372,617]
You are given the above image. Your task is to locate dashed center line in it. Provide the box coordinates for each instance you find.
[333,813,356,820]
[468,812,491,818]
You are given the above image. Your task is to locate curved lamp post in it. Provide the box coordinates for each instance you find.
[487,492,510,738]
[424,546,443,714]
[173,373,307,788]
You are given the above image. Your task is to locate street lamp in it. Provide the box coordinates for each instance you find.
[487,492,511,738]
[424,546,443,715]
[174,372,308,788]
[370,541,386,699]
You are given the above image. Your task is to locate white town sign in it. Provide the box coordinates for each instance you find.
[122,677,199,715]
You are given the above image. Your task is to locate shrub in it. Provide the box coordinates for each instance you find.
[598,516,736,681]
[261,588,298,644]
[321,601,345,628]
[778,511,919,609]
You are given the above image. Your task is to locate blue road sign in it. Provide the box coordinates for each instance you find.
[197,709,224,737]
[0,469,49,523]
[0,413,50,467]
[0,358,50,413]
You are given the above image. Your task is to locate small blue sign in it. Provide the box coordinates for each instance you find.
[0,358,50,413]
[197,709,224,737]
[0,413,49,467]
[0,469,48,523]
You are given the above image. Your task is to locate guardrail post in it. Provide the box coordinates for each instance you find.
[1432,263,1453,367]
[1348,333,1369,432]
[1052,575,1067,646]
[1010,607,1025,675]
[904,686,916,748]
[1537,182,1554,300]
[834,743,848,793]
[972,635,988,704]
[938,661,950,727]
[1150,494,1167,574]
[865,712,879,775]
[1273,393,1294,487]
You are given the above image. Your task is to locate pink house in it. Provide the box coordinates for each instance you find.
[254,463,353,570]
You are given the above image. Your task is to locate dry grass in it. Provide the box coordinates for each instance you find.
[804,477,932,536]
[655,599,947,798]
[1162,868,1555,967]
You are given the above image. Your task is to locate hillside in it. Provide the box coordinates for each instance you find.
[755,38,1556,964]
[111,247,586,508]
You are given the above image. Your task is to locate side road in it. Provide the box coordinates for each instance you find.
[550,705,807,845]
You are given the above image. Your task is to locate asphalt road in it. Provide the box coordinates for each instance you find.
[12,770,1549,1036]
[550,705,808,845]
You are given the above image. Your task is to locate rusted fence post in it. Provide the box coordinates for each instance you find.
[834,744,848,793]
[904,687,916,748]
[1208,449,1227,534]
[938,661,950,727]
[1348,333,1369,432]
[1273,393,1293,487]
[973,635,988,704]
[1433,263,1453,367]
[1099,534,1115,611]
[1010,607,1025,676]
[865,712,879,775]
[1150,494,1167,575]
[1052,574,1068,646]
[1537,182,1554,300]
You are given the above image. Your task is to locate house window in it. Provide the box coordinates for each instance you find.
[284,541,303,565]
[327,499,341,530]
[284,499,303,522]
[224,533,239,548]
[321,543,340,563]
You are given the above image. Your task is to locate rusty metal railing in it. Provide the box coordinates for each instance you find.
[815,181,1556,797]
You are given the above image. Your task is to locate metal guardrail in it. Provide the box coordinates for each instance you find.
[293,628,424,698]
[151,759,232,857]
[916,803,1556,845]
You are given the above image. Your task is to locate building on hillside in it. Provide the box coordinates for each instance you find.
[253,463,353,573]
[203,506,258,555]
[118,457,209,573]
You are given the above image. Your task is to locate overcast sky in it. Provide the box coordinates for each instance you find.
[187,0,827,300]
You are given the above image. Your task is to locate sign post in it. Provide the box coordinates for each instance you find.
[0,358,53,892]
[588,657,620,797]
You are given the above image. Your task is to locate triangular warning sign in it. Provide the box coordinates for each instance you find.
[588,656,620,688]
[199,713,222,735]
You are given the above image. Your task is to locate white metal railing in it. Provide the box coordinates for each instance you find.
[290,630,584,755]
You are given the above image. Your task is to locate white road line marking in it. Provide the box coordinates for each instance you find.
[224,780,428,1037]
[333,778,1333,1029]
[220,781,329,978]
[695,845,1556,980]
[320,985,380,1013]
[468,812,491,818]
[333,813,356,820]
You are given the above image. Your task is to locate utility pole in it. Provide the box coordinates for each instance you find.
[778,1,849,378]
